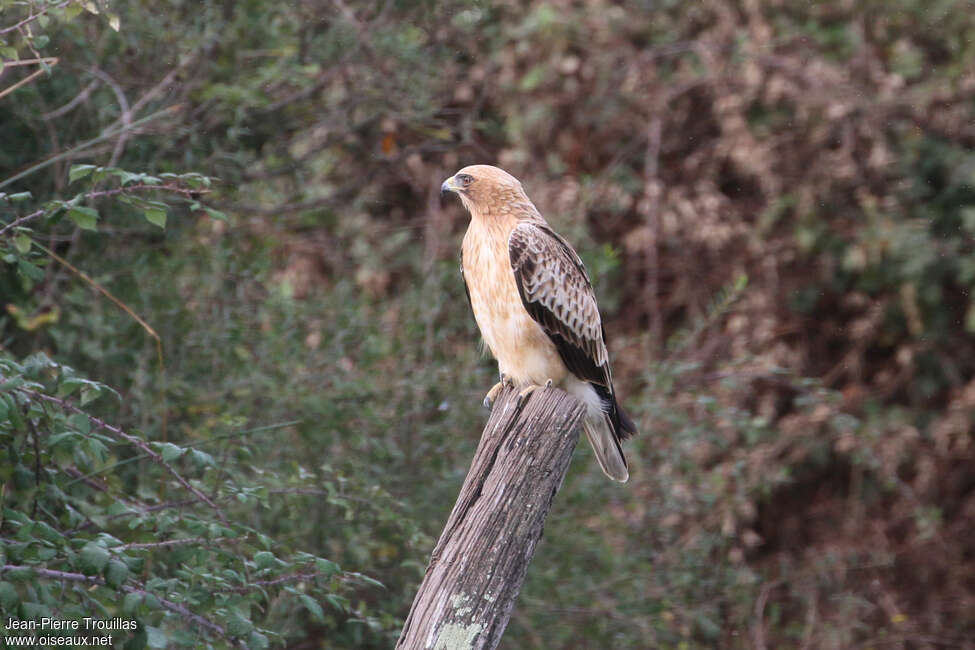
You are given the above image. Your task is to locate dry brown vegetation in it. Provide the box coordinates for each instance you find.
[3,0,975,647]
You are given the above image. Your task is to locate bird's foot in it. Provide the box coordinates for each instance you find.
[483,373,513,409]
[516,379,554,407]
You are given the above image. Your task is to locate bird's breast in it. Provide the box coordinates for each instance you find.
[462,223,566,385]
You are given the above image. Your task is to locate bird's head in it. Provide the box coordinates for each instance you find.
[441,165,531,219]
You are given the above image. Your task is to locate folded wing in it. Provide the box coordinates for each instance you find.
[508,222,612,392]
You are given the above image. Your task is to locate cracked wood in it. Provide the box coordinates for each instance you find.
[397,384,585,650]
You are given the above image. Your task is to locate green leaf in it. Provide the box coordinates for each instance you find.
[68,206,99,231]
[122,591,142,615]
[145,626,167,649]
[107,501,132,517]
[115,170,160,186]
[324,593,349,612]
[78,542,110,575]
[105,559,129,589]
[59,378,107,405]
[226,612,253,636]
[189,449,216,468]
[300,594,326,623]
[69,165,97,183]
[155,442,185,463]
[33,521,64,543]
[68,412,91,434]
[253,551,276,570]
[315,558,341,577]
[248,631,270,650]
[8,192,32,202]
[0,581,18,609]
[21,601,50,619]
[349,571,385,590]
[0,377,25,393]
[204,207,227,221]
[143,207,167,229]
[79,384,102,406]
[17,259,43,282]
[33,546,57,562]
[63,3,84,20]
[5,397,26,431]
[15,521,35,542]
[124,624,147,650]
[13,233,31,253]
[91,167,117,182]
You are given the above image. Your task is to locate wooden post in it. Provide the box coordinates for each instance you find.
[396,384,586,650]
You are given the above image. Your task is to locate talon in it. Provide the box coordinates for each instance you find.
[517,384,540,406]
[483,381,505,409]
[544,378,553,388]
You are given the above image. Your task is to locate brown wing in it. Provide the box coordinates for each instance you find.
[508,222,611,389]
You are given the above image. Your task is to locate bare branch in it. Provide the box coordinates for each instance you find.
[89,67,132,166]
[215,571,321,593]
[116,537,231,551]
[42,79,102,120]
[0,208,45,238]
[0,105,182,191]
[0,60,58,101]
[0,2,75,36]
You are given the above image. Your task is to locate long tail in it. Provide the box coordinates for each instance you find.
[567,380,637,482]
[583,413,630,482]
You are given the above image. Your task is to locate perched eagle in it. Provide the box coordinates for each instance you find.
[441,164,637,482]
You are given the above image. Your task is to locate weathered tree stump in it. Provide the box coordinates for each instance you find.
[396,384,586,650]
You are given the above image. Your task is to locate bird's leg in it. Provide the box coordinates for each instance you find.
[483,372,513,409]
[516,379,554,406]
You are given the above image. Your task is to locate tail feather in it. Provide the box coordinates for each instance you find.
[592,383,638,440]
[567,380,636,482]
[583,415,629,483]
[614,401,638,440]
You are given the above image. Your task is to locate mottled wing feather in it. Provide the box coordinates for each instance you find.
[509,222,611,388]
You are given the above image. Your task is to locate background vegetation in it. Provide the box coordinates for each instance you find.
[1,0,974,647]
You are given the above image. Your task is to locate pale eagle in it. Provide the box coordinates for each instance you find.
[442,165,637,482]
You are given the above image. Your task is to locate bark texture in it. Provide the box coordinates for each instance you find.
[396,384,586,650]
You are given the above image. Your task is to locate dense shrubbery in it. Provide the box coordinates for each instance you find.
[2,0,974,647]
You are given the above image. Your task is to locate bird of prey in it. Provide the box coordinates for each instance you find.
[441,165,637,482]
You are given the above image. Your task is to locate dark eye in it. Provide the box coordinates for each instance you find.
[458,174,474,187]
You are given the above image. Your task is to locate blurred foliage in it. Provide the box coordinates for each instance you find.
[2,0,975,648]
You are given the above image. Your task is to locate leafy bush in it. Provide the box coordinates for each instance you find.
[3,0,974,648]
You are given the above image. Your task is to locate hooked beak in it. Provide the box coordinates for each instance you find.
[440,175,459,197]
